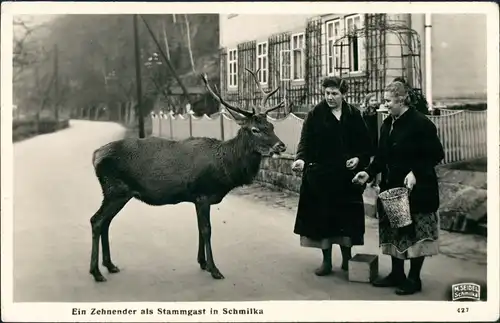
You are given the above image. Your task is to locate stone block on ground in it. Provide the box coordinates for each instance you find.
[348,253,379,283]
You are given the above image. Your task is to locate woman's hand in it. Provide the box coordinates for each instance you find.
[404,171,416,190]
[346,157,360,170]
[352,171,369,185]
[291,159,305,173]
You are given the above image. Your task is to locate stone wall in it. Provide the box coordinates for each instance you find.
[256,154,302,193]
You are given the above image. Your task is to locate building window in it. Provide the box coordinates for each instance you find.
[324,14,365,75]
[256,42,268,85]
[344,14,364,73]
[280,49,291,81]
[227,48,238,88]
[291,33,305,81]
[326,19,342,75]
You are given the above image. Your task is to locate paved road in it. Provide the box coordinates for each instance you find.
[13,120,486,302]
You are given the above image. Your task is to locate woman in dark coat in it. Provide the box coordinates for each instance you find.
[291,76,373,276]
[361,93,380,155]
[353,80,445,295]
[361,93,381,188]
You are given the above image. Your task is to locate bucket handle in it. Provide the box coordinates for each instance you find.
[379,186,412,200]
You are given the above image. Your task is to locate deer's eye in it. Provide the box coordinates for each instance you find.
[251,127,261,134]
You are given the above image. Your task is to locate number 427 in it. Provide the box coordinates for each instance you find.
[457,307,469,313]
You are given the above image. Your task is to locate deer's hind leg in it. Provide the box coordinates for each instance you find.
[100,196,130,274]
[90,177,131,282]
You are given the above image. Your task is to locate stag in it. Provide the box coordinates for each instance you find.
[89,68,287,282]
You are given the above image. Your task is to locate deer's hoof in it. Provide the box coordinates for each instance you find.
[106,265,120,274]
[91,271,107,282]
[199,262,208,271]
[211,270,225,280]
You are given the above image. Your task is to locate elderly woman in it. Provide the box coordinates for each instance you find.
[352,80,444,295]
[393,77,430,115]
[291,76,373,276]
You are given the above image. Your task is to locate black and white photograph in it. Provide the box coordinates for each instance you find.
[2,1,498,322]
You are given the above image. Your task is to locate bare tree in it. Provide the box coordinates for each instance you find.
[13,18,37,83]
[161,18,171,61]
[183,14,196,74]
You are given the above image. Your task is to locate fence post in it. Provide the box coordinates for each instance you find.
[220,110,225,141]
[189,112,193,138]
[158,112,162,137]
[169,112,173,139]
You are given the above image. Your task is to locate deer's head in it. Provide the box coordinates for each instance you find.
[201,70,287,157]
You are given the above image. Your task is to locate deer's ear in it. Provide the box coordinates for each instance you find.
[224,108,250,125]
[233,113,248,125]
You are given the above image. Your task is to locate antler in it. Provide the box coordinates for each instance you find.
[262,101,286,114]
[245,68,278,107]
[245,67,286,115]
[201,73,254,118]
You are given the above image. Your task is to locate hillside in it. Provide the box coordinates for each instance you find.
[13,14,220,119]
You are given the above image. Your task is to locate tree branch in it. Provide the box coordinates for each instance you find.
[184,14,196,74]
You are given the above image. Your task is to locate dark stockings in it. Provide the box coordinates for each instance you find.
[315,246,353,275]
[390,256,425,280]
[394,256,425,295]
[409,256,425,281]
[340,246,352,270]
[391,256,405,278]
[315,248,332,276]
[374,256,426,294]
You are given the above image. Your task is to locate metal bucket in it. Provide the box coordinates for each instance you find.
[378,187,412,228]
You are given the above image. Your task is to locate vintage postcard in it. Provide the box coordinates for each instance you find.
[1,1,498,322]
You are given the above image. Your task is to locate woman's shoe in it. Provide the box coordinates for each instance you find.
[372,273,406,287]
[314,263,333,276]
[395,278,422,295]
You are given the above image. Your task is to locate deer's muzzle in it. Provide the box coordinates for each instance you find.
[271,141,286,155]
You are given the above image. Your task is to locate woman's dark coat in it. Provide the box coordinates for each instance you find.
[366,108,445,214]
[362,108,379,155]
[293,100,373,242]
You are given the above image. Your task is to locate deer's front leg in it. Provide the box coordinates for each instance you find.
[195,200,224,279]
